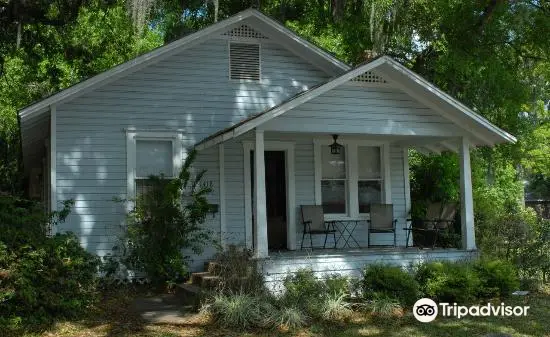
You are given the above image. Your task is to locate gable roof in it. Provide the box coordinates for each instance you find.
[195,55,516,150]
[18,9,349,121]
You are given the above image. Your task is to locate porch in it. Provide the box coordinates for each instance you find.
[259,247,478,292]
[215,129,476,258]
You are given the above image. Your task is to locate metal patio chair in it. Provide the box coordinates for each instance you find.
[367,203,397,247]
[300,205,337,250]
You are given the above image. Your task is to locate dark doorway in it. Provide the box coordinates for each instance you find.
[251,150,288,251]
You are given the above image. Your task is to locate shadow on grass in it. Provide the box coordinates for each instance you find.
[7,289,550,337]
[315,293,550,337]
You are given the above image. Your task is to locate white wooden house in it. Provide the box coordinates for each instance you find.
[18,9,516,285]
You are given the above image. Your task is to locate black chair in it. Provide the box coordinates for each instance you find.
[404,202,458,248]
[367,203,397,247]
[300,205,337,249]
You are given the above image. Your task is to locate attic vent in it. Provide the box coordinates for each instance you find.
[223,24,268,39]
[351,71,387,84]
[229,42,260,81]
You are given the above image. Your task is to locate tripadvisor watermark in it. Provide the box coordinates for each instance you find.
[413,298,530,323]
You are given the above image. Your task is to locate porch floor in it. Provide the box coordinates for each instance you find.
[266,246,463,260]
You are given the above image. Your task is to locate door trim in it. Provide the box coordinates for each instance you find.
[243,141,296,251]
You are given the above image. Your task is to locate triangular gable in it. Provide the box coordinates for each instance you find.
[18,9,348,121]
[195,56,516,150]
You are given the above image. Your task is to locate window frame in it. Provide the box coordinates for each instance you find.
[319,144,348,216]
[314,138,392,220]
[126,130,184,205]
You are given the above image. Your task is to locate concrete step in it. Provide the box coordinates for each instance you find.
[204,261,223,275]
[190,271,211,285]
[200,275,221,289]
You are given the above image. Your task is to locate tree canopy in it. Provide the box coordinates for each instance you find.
[1,0,548,202]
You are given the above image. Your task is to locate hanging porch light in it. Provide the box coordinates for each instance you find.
[330,134,342,155]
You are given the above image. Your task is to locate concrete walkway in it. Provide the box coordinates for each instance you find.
[130,293,195,324]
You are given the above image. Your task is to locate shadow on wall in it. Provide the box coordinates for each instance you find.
[54,37,328,265]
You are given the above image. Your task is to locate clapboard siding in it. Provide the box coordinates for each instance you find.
[260,249,478,292]
[263,85,462,137]
[55,35,328,259]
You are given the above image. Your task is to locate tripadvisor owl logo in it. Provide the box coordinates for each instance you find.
[413,298,438,323]
[413,298,530,323]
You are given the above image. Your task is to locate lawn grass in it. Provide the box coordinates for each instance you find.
[10,287,550,337]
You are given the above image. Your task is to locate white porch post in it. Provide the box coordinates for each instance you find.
[459,137,476,250]
[254,129,268,258]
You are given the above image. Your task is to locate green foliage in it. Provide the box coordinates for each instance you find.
[281,269,352,320]
[415,261,481,303]
[474,259,520,298]
[0,0,162,193]
[212,245,266,295]
[0,195,99,329]
[269,306,308,329]
[362,264,419,306]
[202,293,276,330]
[281,269,325,316]
[320,292,353,321]
[367,296,402,318]
[324,274,351,296]
[108,149,213,285]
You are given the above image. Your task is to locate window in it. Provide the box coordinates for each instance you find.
[135,140,174,196]
[229,42,260,81]
[126,131,182,200]
[321,145,347,214]
[357,146,382,213]
[315,140,390,218]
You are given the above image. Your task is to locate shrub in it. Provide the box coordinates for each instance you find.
[324,274,350,296]
[367,296,403,318]
[415,261,480,303]
[362,264,419,306]
[474,259,520,298]
[269,306,308,329]
[283,269,325,306]
[202,293,275,330]
[213,245,265,295]
[321,293,353,321]
[0,195,99,328]
[109,149,214,285]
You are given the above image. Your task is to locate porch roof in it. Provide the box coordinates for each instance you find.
[195,56,516,151]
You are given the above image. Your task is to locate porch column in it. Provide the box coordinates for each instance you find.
[254,129,268,258]
[459,137,476,250]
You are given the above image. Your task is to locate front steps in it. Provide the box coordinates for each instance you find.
[175,261,221,304]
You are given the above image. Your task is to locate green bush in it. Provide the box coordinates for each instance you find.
[324,274,350,296]
[109,149,214,285]
[281,269,325,317]
[415,261,480,303]
[202,293,276,330]
[367,296,403,318]
[474,259,520,298]
[281,269,353,320]
[213,245,265,295]
[269,306,308,329]
[321,293,353,321]
[362,264,419,306]
[0,195,99,328]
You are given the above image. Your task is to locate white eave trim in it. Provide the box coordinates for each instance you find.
[18,9,349,121]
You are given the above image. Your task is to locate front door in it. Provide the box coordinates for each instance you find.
[251,150,287,251]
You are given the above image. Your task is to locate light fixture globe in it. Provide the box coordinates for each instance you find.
[330,134,342,155]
